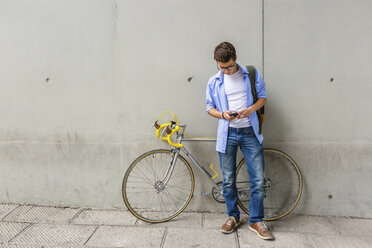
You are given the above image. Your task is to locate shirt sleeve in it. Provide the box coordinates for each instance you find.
[255,69,267,99]
[206,78,216,113]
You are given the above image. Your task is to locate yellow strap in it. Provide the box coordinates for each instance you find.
[209,163,219,179]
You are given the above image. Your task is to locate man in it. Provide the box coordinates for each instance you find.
[206,42,274,240]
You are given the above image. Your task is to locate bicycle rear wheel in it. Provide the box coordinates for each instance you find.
[236,148,303,220]
[122,149,195,223]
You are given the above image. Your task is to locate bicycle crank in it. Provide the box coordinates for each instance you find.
[212,181,225,203]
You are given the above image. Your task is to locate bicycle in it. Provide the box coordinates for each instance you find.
[122,116,303,223]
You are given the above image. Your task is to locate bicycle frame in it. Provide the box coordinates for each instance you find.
[159,127,220,189]
[156,122,253,198]
[180,145,219,188]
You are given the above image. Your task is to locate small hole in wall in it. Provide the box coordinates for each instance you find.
[46,78,50,83]
[330,78,334,82]
[328,195,333,199]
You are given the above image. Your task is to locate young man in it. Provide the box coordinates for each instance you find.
[206,42,274,240]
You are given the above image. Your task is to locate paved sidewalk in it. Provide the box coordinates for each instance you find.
[0,203,371,248]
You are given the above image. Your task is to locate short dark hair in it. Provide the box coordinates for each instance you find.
[214,42,236,63]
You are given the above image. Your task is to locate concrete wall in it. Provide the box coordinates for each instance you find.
[0,0,371,218]
[263,0,372,218]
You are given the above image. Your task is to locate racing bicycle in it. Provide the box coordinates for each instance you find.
[122,117,303,223]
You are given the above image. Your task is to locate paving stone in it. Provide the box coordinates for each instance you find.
[329,216,372,236]
[85,226,164,247]
[0,245,41,248]
[3,206,80,224]
[238,229,311,248]
[10,224,96,246]
[137,212,202,228]
[203,213,228,229]
[306,233,372,248]
[0,222,29,244]
[271,215,338,234]
[163,228,237,248]
[71,209,137,226]
[0,205,19,220]
[3,206,32,222]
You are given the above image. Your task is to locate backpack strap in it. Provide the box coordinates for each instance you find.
[245,65,264,134]
[246,66,257,102]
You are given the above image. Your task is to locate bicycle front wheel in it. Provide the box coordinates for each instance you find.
[122,149,195,223]
[236,148,303,220]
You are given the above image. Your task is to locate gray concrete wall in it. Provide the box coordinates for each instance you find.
[263,0,372,218]
[0,0,371,218]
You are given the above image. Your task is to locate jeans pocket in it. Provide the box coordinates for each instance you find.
[243,126,254,135]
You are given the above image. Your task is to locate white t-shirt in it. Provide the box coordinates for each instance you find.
[224,68,251,128]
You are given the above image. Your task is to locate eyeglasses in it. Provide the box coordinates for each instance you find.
[217,62,236,71]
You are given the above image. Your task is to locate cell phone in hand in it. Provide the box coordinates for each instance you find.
[229,112,238,117]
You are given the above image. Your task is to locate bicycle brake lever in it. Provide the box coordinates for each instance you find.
[160,126,167,139]
[148,124,155,135]
[149,121,163,135]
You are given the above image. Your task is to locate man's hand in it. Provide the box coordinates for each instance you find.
[223,111,238,121]
[207,108,240,120]
[238,107,254,119]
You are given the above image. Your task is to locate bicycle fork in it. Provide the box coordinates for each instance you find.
[156,148,181,192]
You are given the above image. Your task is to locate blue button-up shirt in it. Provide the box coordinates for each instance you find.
[206,64,267,153]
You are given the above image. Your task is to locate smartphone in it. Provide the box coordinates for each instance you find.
[229,112,238,117]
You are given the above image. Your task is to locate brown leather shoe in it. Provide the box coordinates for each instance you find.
[249,222,274,240]
[221,216,240,234]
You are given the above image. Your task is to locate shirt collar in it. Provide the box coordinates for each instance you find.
[215,63,249,85]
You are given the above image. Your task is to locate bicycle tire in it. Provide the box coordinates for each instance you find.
[122,149,195,223]
[236,148,303,220]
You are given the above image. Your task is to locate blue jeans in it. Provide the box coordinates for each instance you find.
[218,126,265,225]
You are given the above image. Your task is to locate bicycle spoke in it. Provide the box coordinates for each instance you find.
[166,184,191,190]
[126,191,156,194]
[165,186,190,195]
[149,192,157,207]
[164,188,179,210]
[162,190,188,202]
[131,169,154,187]
[158,192,170,212]
[146,159,160,182]
[168,172,190,178]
